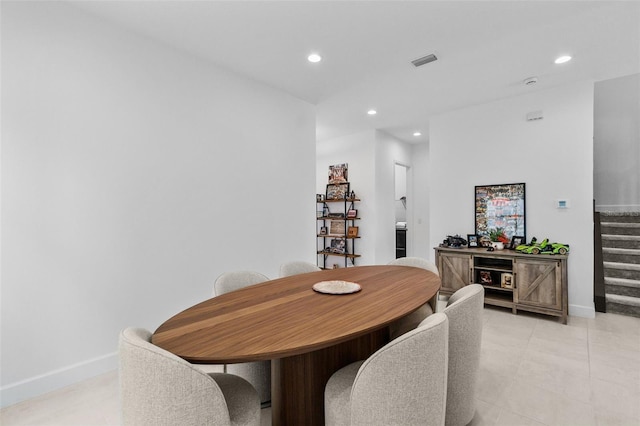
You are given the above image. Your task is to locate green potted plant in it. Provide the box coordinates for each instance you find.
[488,228,509,250]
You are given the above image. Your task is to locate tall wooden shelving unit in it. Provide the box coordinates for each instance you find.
[317,197,361,269]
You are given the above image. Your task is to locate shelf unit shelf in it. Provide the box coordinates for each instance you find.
[317,193,361,269]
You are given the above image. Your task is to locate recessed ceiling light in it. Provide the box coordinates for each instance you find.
[307,53,322,63]
[367,109,377,115]
[413,132,422,137]
[554,55,572,64]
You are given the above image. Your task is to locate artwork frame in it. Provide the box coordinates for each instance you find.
[509,235,525,250]
[347,226,359,238]
[475,182,526,242]
[328,163,349,184]
[330,238,347,254]
[329,220,346,236]
[467,234,479,248]
[501,273,514,289]
[326,183,350,200]
[347,209,358,219]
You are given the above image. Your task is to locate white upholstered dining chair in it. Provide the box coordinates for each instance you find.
[324,312,449,426]
[441,284,484,426]
[119,327,260,426]
[213,271,271,406]
[279,260,321,277]
[387,257,440,339]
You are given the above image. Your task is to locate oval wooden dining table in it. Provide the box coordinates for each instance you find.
[152,265,440,426]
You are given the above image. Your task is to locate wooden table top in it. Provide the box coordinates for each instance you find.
[152,265,440,363]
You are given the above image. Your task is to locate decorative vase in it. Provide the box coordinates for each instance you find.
[491,242,504,250]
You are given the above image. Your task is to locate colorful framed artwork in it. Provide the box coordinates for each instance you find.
[475,182,526,242]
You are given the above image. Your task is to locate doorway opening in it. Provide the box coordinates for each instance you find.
[395,164,409,258]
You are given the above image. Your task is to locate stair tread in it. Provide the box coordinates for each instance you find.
[602,247,640,255]
[603,261,640,271]
[602,235,640,240]
[605,277,640,287]
[606,294,640,307]
[601,222,640,228]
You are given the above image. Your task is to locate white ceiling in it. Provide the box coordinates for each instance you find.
[72,1,640,143]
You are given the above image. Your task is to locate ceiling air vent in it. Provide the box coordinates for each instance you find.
[411,54,438,67]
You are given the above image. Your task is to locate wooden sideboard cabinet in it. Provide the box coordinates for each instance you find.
[435,247,568,323]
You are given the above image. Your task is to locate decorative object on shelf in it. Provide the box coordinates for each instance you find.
[328,163,348,184]
[350,190,356,199]
[479,271,492,284]
[326,183,350,200]
[347,209,358,218]
[467,234,479,248]
[475,183,526,242]
[501,273,513,289]
[329,220,346,235]
[320,226,328,236]
[316,194,324,202]
[330,238,346,254]
[312,280,361,295]
[440,234,467,248]
[317,209,323,218]
[509,235,525,250]
[328,212,345,218]
[332,264,340,269]
[347,226,359,238]
[488,228,510,245]
[515,237,570,255]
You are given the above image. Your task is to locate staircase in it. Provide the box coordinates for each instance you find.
[600,212,640,317]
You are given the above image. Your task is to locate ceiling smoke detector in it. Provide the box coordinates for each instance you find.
[411,54,438,67]
[524,77,538,86]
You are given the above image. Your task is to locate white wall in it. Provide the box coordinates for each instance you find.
[1,2,315,406]
[316,130,414,266]
[429,82,595,317]
[594,73,640,212]
[374,131,413,262]
[316,131,375,267]
[411,143,431,259]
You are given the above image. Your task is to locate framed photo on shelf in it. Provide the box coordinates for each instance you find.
[467,234,479,248]
[509,235,525,250]
[347,226,359,238]
[501,273,514,289]
[330,238,346,254]
[319,226,328,236]
[479,271,492,284]
[328,163,348,184]
[329,220,346,235]
[326,183,350,200]
[347,209,358,218]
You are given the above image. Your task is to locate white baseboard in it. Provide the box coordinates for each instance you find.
[569,303,596,319]
[0,352,118,409]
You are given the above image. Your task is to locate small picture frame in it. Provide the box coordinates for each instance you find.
[316,194,324,202]
[347,209,358,219]
[329,220,346,235]
[510,235,525,250]
[347,226,359,238]
[467,234,479,248]
[501,273,514,289]
[326,183,350,200]
[328,163,348,184]
[319,226,328,236]
[479,271,492,284]
[330,238,346,254]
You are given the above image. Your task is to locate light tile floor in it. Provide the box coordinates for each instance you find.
[2,307,639,426]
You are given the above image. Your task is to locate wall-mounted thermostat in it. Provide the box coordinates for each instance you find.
[556,199,570,209]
